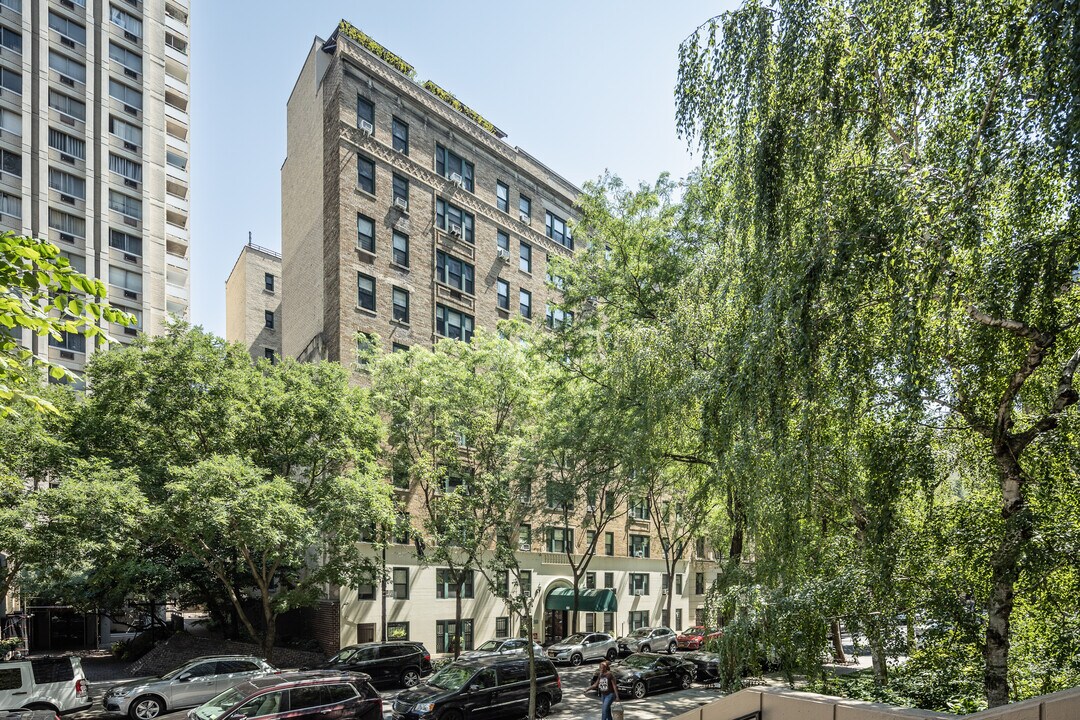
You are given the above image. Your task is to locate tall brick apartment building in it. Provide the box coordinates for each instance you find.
[251,21,724,656]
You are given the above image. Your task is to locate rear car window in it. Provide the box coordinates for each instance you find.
[218,661,259,673]
[289,686,329,710]
[0,668,22,691]
[378,646,411,659]
[30,659,74,684]
[498,662,527,684]
[324,684,357,703]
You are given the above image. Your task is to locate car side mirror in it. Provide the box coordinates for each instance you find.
[177,674,191,683]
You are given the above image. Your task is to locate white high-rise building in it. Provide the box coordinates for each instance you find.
[0,0,191,375]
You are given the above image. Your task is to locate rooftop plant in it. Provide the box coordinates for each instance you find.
[422,81,506,139]
[337,20,415,79]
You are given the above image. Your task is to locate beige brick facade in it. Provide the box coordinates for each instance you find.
[225,242,282,362]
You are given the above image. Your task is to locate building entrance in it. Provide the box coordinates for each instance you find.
[544,609,568,645]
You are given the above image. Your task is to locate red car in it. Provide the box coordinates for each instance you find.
[676,626,721,650]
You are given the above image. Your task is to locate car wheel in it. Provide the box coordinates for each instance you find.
[23,704,58,714]
[129,695,165,720]
[668,641,678,654]
[680,672,692,689]
[570,653,583,666]
[536,695,552,717]
[401,668,421,687]
[606,648,617,661]
[632,680,647,699]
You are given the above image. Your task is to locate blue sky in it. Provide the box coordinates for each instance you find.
[190,0,735,334]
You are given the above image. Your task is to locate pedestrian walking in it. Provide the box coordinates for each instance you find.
[586,659,621,720]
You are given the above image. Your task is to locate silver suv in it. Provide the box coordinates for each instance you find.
[0,656,91,714]
[615,627,677,655]
[545,633,618,665]
[459,638,544,660]
[103,655,275,720]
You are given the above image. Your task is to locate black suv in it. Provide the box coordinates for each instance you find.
[390,655,562,719]
[188,671,380,720]
[319,642,433,688]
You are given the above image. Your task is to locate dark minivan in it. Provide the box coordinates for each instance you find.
[390,656,561,719]
[320,642,433,688]
[189,671,380,720]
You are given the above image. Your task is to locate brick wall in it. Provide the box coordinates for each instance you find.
[311,600,341,656]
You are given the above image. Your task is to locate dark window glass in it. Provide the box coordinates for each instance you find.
[0,25,21,53]
[0,669,21,691]
[30,659,74,684]
[290,686,330,711]
[264,310,274,329]
[497,230,510,251]
[499,662,528,684]
[546,211,572,250]
[519,195,531,218]
[357,155,375,194]
[216,661,259,674]
[519,289,531,318]
[357,213,375,252]
[391,117,408,154]
[496,181,509,212]
[435,198,474,242]
[393,568,409,599]
[184,663,218,679]
[234,691,284,719]
[496,279,509,310]
[435,144,474,191]
[393,174,409,204]
[435,304,474,342]
[392,231,409,267]
[519,242,532,273]
[436,251,475,294]
[264,273,274,292]
[48,331,86,353]
[604,571,614,588]
[392,287,409,323]
[357,272,375,311]
[264,348,275,363]
[325,684,357,703]
[357,95,374,126]
[110,229,142,255]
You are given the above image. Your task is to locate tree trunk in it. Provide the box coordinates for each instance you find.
[984,508,1029,707]
[261,596,276,663]
[525,608,537,719]
[665,568,674,630]
[868,620,888,687]
[830,619,847,663]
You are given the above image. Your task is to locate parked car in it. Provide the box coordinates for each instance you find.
[544,633,617,665]
[390,655,562,719]
[591,652,696,699]
[676,626,721,651]
[102,655,275,720]
[188,671,380,720]
[681,650,722,683]
[319,642,432,688]
[0,656,91,715]
[615,627,677,655]
[459,638,543,660]
[0,710,58,720]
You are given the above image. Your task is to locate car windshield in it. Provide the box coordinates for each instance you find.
[561,634,585,644]
[622,655,655,669]
[428,664,475,691]
[683,628,705,636]
[159,662,197,680]
[327,648,359,664]
[191,687,247,720]
[475,641,502,651]
[629,629,650,638]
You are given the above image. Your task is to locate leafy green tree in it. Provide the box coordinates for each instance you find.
[0,232,131,414]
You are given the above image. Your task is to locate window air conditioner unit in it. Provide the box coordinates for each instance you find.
[60,36,76,49]
[519,212,531,224]
[60,153,74,164]
[632,589,644,596]
[124,31,140,43]
[124,69,139,80]
[586,504,596,513]
[123,290,138,299]
[448,223,462,238]
[123,216,138,227]
[519,542,530,552]
[124,104,139,116]
[123,253,138,263]
[123,327,139,337]
[495,247,511,261]
[60,0,75,8]
[634,550,645,558]
[662,588,669,595]
[59,350,75,360]
[124,179,139,189]
[60,194,75,205]
[123,141,139,152]
[449,172,463,187]
[59,233,74,243]
[60,76,75,87]
[393,197,409,213]
[358,119,373,136]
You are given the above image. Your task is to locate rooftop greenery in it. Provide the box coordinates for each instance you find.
[422,81,506,139]
[337,20,415,79]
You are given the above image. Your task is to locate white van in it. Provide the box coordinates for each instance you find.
[0,657,91,714]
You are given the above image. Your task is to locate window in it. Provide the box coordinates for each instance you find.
[435,251,475,294]
[393,512,410,544]
[49,168,85,199]
[605,532,614,556]
[0,67,18,96]
[49,331,85,353]
[110,6,142,37]
[108,266,142,292]
[357,95,374,128]
[392,342,409,352]
[109,229,141,255]
[264,310,275,330]
[0,668,21,691]
[495,571,509,596]
[676,609,683,630]
[50,210,85,238]
[109,153,142,183]
[695,573,705,595]
[496,279,509,311]
[356,213,375,252]
[109,78,142,110]
[436,619,474,653]
[264,273,275,292]
[49,12,86,45]
[166,151,187,170]
[495,617,509,639]
[356,333,375,366]
[546,527,573,553]
[392,174,409,208]
[392,231,409,267]
[49,91,84,121]
[0,25,20,53]
[110,116,141,147]
[357,154,375,194]
[392,567,409,599]
[497,230,510,252]
[519,289,531,319]
[546,305,572,330]
[391,117,408,153]
[392,287,409,323]
[435,144,474,191]
[436,305,474,342]
[0,191,16,219]
[604,612,615,633]
[109,42,142,74]
[0,108,21,136]
[603,572,614,589]
[496,181,509,212]
[629,610,650,630]
[519,570,532,595]
[0,149,19,177]
[630,498,649,521]
[109,190,141,219]
[61,251,85,274]
[516,524,531,551]
[165,31,186,55]
[585,572,596,590]
[696,537,706,557]
[519,242,532,273]
[49,51,85,84]
[48,129,85,160]
[264,348,275,364]
[546,211,572,250]
[357,272,375,311]
[357,581,375,601]
[676,574,683,595]
[585,614,596,632]
[387,622,409,640]
[435,569,474,599]
[629,535,650,558]
[661,575,669,594]
[435,198,474,242]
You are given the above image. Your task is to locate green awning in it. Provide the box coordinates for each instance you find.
[544,588,618,613]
